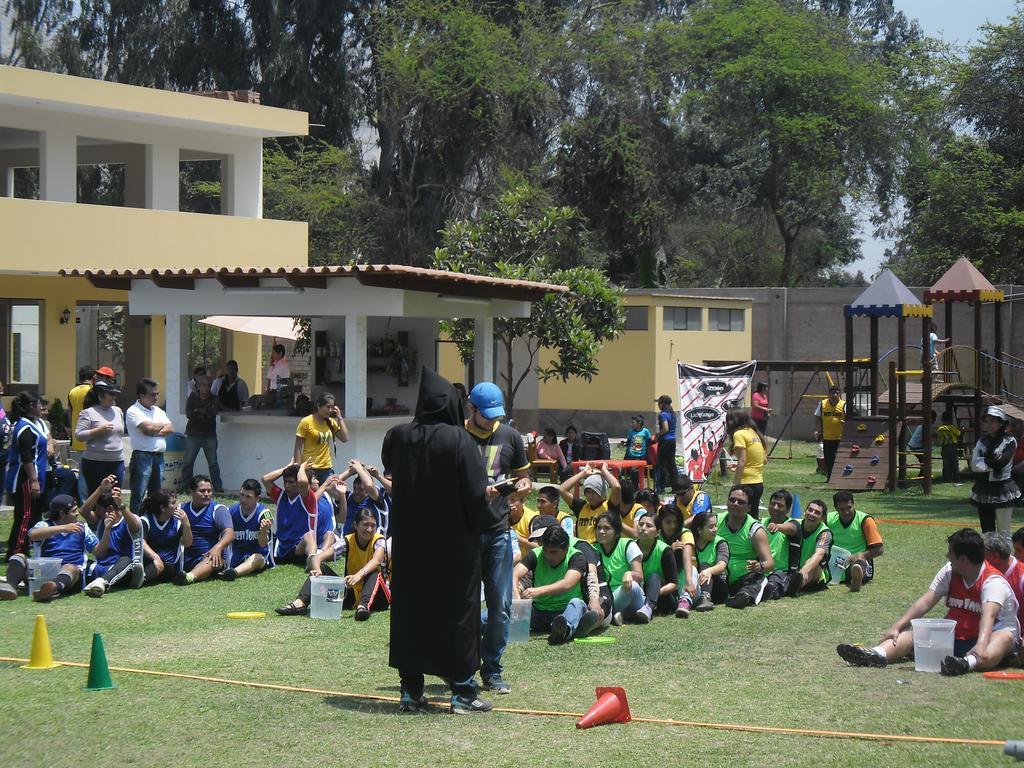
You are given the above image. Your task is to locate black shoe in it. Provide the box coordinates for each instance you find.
[787,572,804,597]
[399,691,429,713]
[940,655,970,676]
[726,592,753,609]
[220,568,238,582]
[450,694,493,714]
[836,644,888,668]
[275,601,309,616]
[354,605,371,621]
[576,609,600,637]
[694,593,715,612]
[32,580,60,603]
[172,572,188,586]
[548,615,570,645]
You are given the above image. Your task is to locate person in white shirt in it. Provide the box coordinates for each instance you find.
[126,378,174,514]
[266,344,290,394]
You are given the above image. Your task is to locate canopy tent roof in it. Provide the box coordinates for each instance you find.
[923,257,1004,304]
[199,315,298,339]
[844,269,932,318]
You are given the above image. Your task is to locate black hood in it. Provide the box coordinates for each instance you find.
[414,367,464,426]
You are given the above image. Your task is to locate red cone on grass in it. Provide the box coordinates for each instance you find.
[576,687,631,729]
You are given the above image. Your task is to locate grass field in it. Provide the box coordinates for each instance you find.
[1,442,1020,768]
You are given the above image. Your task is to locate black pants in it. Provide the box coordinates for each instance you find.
[764,569,794,600]
[643,572,677,613]
[102,556,144,590]
[976,505,999,533]
[7,477,43,560]
[697,564,729,604]
[144,558,182,584]
[727,572,765,604]
[656,440,676,491]
[940,444,960,483]
[823,440,840,479]
[742,483,764,515]
[400,671,475,699]
[297,564,390,612]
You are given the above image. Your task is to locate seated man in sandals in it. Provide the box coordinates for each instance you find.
[18,495,99,601]
[837,528,1020,675]
[827,490,883,592]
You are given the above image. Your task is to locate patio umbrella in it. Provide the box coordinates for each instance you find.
[199,315,299,340]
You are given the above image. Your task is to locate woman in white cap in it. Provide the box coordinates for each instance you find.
[970,405,1019,534]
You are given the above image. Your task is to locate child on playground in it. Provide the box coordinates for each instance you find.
[936,411,962,483]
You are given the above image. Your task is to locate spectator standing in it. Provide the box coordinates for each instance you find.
[655,395,677,492]
[185,366,207,398]
[970,405,1019,534]
[727,408,766,514]
[211,360,249,410]
[181,375,224,492]
[67,366,96,453]
[126,378,174,514]
[0,382,10,491]
[751,382,772,435]
[4,392,47,560]
[815,385,846,480]
[266,343,290,396]
[75,380,126,495]
[293,392,349,486]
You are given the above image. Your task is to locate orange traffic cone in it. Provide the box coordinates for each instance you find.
[576,686,631,729]
[21,614,60,669]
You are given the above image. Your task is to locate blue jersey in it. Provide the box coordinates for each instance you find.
[376,489,392,538]
[270,486,332,558]
[660,409,676,441]
[143,513,183,565]
[31,520,98,568]
[182,501,232,561]
[229,502,271,567]
[5,418,47,494]
[94,516,142,572]
[342,491,386,535]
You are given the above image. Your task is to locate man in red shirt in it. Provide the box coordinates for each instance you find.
[984,531,1024,633]
[836,528,1020,675]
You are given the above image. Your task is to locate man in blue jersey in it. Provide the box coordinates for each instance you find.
[334,459,386,534]
[82,485,145,597]
[139,488,191,584]
[655,395,677,493]
[21,495,99,601]
[173,475,233,585]
[220,478,273,581]
[262,460,333,566]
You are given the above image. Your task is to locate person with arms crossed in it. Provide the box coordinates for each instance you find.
[126,378,174,514]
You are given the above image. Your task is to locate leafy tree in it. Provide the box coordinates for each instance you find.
[432,182,624,411]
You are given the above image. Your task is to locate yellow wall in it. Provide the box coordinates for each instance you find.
[229,331,263,395]
[437,339,466,385]
[1,197,308,273]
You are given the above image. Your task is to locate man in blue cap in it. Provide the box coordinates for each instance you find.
[465,381,531,695]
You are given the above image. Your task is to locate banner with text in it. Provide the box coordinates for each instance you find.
[676,361,757,484]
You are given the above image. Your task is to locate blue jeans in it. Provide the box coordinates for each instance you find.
[129,451,164,514]
[613,581,645,619]
[530,597,586,634]
[181,435,223,489]
[479,529,513,681]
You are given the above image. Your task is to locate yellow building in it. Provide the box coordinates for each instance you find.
[534,291,753,435]
[0,65,308,404]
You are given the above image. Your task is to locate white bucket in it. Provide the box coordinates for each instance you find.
[509,598,533,643]
[309,575,346,620]
[911,618,956,672]
[828,546,851,585]
[27,557,62,594]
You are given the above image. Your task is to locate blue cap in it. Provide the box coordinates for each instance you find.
[469,382,505,419]
[691,491,711,516]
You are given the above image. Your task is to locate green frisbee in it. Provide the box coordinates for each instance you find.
[573,636,618,645]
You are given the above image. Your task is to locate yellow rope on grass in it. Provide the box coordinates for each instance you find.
[0,657,1005,748]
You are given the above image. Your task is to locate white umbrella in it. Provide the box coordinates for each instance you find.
[199,315,299,340]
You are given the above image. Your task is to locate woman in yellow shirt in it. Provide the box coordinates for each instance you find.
[293,393,349,485]
[727,408,766,515]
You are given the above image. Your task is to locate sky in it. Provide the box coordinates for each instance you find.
[852,0,1019,276]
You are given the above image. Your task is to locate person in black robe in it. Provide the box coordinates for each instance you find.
[381,367,499,713]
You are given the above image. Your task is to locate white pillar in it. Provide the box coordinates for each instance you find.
[39,127,76,202]
[223,139,262,217]
[146,142,179,211]
[345,315,367,418]
[473,316,494,384]
[164,313,184,427]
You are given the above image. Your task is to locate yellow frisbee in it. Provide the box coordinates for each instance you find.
[226,611,266,620]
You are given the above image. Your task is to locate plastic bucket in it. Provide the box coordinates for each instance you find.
[911,618,956,672]
[828,546,851,585]
[27,557,62,594]
[309,575,346,620]
[509,598,533,643]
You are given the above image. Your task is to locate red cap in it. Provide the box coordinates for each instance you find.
[96,366,116,377]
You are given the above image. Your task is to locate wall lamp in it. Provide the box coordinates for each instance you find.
[59,307,71,325]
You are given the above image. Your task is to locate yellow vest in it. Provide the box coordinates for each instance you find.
[820,399,846,440]
[576,501,608,544]
[344,531,385,604]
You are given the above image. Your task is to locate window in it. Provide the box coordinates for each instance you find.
[663,306,702,331]
[709,308,745,332]
[0,300,41,392]
[625,306,649,331]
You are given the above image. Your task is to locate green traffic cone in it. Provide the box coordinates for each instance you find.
[83,632,116,691]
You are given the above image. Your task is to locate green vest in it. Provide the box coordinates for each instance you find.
[531,546,583,612]
[800,521,829,583]
[717,512,756,584]
[761,517,793,575]
[598,537,634,590]
[827,510,870,584]
[641,539,670,582]
[696,536,725,568]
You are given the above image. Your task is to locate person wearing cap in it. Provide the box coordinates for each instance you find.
[654,395,677,492]
[463,381,530,696]
[4,391,48,561]
[15,494,99,601]
[95,365,117,383]
[83,484,145,597]
[970,405,1020,534]
[558,462,622,545]
[126,378,174,515]
[814,385,846,480]
[75,379,126,496]
[67,366,97,454]
[513,525,601,644]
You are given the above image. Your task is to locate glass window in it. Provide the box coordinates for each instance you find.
[709,308,745,331]
[0,301,41,390]
[625,306,649,331]
[663,306,702,331]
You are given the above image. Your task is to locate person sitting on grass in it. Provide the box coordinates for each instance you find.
[827,490,884,592]
[276,508,390,620]
[140,489,191,584]
[535,485,578,537]
[262,460,328,566]
[332,459,385,535]
[655,502,697,617]
[794,499,832,593]
[837,528,1020,676]
[716,485,774,609]
[509,496,539,552]
[617,479,644,539]
[83,485,145,597]
[689,509,728,610]
[175,475,233,585]
[220,478,273,582]
[528,514,610,626]
[7,495,98,601]
[634,509,679,618]
[593,511,647,624]
[513,525,600,644]
[670,475,697,523]
[559,462,622,544]
[984,532,1024,631]
[761,489,802,601]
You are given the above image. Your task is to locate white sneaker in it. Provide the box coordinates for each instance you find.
[84,577,107,597]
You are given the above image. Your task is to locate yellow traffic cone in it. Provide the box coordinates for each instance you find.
[21,614,60,669]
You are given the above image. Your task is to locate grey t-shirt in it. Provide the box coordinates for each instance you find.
[76,405,125,461]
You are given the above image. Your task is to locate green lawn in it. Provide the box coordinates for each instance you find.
[1,443,1019,768]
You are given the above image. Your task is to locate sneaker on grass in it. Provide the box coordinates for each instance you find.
[32,580,61,602]
[836,644,887,668]
[940,655,970,676]
[483,674,511,695]
[694,593,715,612]
[547,615,570,645]
[220,568,238,582]
[635,602,653,624]
[84,577,107,598]
[450,694,494,715]
[725,592,753,609]
[0,582,17,601]
[399,691,429,713]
